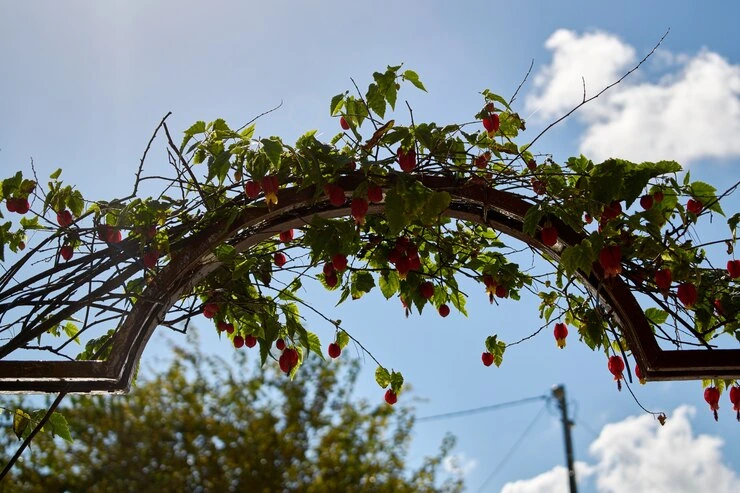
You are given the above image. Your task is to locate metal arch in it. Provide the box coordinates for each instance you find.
[0,173,738,393]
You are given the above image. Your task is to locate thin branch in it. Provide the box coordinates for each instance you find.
[0,392,67,482]
[509,58,534,105]
[236,100,284,132]
[510,29,670,165]
[162,121,209,206]
[125,112,172,201]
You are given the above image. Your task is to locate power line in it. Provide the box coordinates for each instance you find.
[474,403,549,493]
[416,394,549,422]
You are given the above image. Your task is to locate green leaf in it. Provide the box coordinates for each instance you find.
[49,168,62,180]
[210,118,231,132]
[522,206,543,237]
[690,181,723,215]
[63,322,80,344]
[449,287,468,317]
[19,216,41,230]
[352,271,375,294]
[239,124,255,140]
[180,121,206,151]
[330,93,345,116]
[375,366,391,388]
[214,244,236,262]
[366,83,386,119]
[379,271,400,299]
[336,329,350,349]
[622,160,682,206]
[579,309,606,350]
[232,259,251,281]
[728,213,740,242]
[68,190,85,217]
[566,155,591,174]
[335,287,351,306]
[209,151,232,184]
[13,409,31,441]
[402,70,427,91]
[590,159,626,204]
[390,370,404,393]
[559,240,594,276]
[384,189,407,236]
[484,335,506,367]
[419,191,451,224]
[300,330,325,361]
[261,138,283,166]
[482,90,512,111]
[47,412,73,442]
[645,307,668,326]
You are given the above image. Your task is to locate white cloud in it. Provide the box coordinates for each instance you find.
[443,453,477,477]
[527,29,636,121]
[526,30,740,165]
[501,462,594,493]
[501,406,738,493]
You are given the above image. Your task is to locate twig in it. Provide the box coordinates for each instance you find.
[510,29,670,165]
[162,121,209,206]
[509,58,534,105]
[236,101,284,133]
[125,112,172,200]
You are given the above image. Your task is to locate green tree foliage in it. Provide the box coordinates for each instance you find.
[0,340,463,493]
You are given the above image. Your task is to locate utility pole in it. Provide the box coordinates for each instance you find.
[552,385,577,493]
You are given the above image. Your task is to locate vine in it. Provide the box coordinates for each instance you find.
[1,64,738,440]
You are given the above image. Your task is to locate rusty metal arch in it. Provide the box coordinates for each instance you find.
[1,173,738,393]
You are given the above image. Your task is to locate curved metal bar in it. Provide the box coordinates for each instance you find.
[1,173,737,393]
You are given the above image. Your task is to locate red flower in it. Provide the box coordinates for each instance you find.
[553,323,568,349]
[676,282,698,308]
[328,342,341,359]
[481,351,494,367]
[245,180,261,199]
[654,269,672,292]
[540,224,558,247]
[704,386,720,421]
[367,184,384,203]
[323,183,346,207]
[482,113,500,134]
[634,364,646,384]
[384,389,398,405]
[397,147,417,173]
[261,175,279,206]
[599,245,622,278]
[351,197,369,225]
[686,198,703,215]
[729,385,740,421]
[727,260,740,279]
[608,355,625,391]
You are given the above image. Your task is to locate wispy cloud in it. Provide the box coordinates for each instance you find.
[443,453,477,477]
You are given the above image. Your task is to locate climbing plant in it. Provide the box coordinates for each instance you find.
[1,64,739,444]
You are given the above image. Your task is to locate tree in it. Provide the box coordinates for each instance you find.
[0,338,464,492]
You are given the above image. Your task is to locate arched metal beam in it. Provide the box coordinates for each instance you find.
[0,173,737,393]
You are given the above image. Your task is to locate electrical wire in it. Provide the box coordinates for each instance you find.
[474,403,550,493]
[416,394,548,422]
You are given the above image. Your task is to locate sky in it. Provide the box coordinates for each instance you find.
[1,1,739,492]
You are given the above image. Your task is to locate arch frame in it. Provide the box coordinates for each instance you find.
[0,173,738,393]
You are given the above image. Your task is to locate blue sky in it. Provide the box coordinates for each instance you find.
[2,1,739,491]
